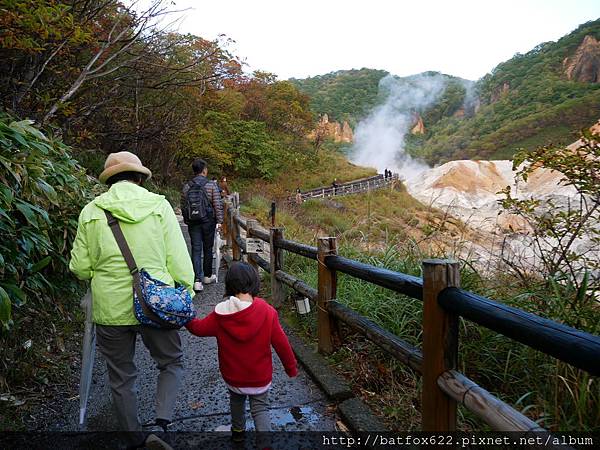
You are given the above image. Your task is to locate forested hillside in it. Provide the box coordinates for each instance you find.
[292,19,600,164]
[413,18,600,163]
[290,68,388,127]
[0,0,317,188]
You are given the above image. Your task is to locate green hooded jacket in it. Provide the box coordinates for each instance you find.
[69,181,194,325]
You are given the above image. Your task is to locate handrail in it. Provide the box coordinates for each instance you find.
[437,370,545,432]
[297,173,399,201]
[274,237,318,260]
[248,224,270,242]
[325,255,424,300]
[439,287,600,376]
[300,174,392,195]
[275,270,318,301]
[234,235,245,251]
[248,253,270,273]
[233,213,247,230]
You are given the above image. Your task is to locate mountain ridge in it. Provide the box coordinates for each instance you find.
[290,18,600,163]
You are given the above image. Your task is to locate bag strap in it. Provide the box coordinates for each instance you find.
[103,209,175,328]
[104,210,138,274]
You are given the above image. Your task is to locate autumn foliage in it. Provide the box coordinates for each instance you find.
[0,0,314,183]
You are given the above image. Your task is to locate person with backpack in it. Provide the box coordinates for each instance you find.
[181,159,224,292]
[69,151,193,449]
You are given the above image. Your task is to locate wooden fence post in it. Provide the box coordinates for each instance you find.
[269,227,285,308]
[246,219,258,272]
[270,202,276,228]
[231,208,241,261]
[317,237,338,354]
[223,200,231,247]
[422,259,460,431]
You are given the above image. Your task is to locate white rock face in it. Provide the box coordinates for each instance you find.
[407,160,577,233]
[405,159,600,277]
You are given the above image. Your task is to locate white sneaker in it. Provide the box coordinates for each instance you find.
[193,281,203,292]
[203,275,217,284]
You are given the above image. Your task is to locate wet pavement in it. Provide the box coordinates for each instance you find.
[41,222,337,433]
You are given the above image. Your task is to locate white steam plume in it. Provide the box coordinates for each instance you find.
[461,79,478,115]
[350,73,448,182]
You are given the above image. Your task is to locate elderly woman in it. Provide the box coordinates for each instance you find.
[70,152,194,449]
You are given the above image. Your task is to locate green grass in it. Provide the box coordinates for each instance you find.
[240,148,376,201]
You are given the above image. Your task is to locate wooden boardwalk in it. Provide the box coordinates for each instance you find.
[295,173,399,201]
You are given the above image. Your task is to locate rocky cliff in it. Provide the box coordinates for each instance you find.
[490,81,510,103]
[411,114,425,134]
[312,114,354,143]
[564,35,600,83]
[408,159,576,233]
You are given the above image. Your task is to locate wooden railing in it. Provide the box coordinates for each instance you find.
[221,194,600,433]
[295,173,399,201]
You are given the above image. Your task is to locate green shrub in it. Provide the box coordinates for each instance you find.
[0,114,93,331]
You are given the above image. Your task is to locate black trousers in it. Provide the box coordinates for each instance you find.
[188,220,216,280]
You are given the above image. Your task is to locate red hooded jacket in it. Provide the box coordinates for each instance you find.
[185,297,298,387]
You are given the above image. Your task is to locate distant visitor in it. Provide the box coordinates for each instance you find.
[181,159,224,292]
[219,176,231,197]
[295,187,303,204]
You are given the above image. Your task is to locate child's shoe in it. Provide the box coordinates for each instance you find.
[193,281,204,292]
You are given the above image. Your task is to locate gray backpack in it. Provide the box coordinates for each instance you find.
[185,178,214,224]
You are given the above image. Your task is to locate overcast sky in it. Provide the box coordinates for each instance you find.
[170,0,600,81]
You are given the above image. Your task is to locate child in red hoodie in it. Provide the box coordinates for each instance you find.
[185,261,298,436]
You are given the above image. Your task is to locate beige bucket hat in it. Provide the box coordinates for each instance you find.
[98,151,152,184]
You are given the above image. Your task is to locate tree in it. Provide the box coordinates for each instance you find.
[41,0,174,124]
[499,131,600,296]
[1,1,244,183]
[179,111,280,180]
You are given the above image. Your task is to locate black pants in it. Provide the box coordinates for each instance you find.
[188,220,216,281]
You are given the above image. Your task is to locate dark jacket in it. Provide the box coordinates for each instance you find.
[181,175,224,224]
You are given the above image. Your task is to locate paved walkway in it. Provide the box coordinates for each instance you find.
[40,222,337,432]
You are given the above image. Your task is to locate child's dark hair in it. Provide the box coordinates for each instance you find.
[225,261,260,297]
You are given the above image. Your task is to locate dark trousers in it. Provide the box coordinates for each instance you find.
[95,325,183,433]
[188,220,216,281]
[229,390,271,431]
